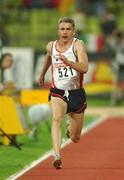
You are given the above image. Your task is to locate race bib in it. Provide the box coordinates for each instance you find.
[56,66,77,80]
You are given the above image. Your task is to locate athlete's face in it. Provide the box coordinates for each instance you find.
[58,22,75,42]
[2,55,13,69]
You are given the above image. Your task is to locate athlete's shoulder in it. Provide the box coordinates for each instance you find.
[74,39,87,51]
[75,39,86,46]
[47,41,54,49]
[46,41,54,53]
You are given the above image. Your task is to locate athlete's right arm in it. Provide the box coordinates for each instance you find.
[38,42,53,86]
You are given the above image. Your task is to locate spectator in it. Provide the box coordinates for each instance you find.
[98,8,118,53]
[100,8,117,36]
[21,0,32,9]
[0,52,17,145]
[112,31,124,104]
[88,0,106,17]
[0,53,13,90]
[76,0,106,17]
[96,32,104,52]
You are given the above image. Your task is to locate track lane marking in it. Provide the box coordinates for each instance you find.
[7,114,108,180]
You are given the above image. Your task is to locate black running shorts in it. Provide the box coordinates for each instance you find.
[49,88,87,114]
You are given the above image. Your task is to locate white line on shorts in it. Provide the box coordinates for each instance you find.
[7,114,108,180]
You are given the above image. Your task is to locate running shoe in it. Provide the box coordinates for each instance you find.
[53,155,62,169]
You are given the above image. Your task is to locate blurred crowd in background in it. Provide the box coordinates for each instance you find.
[0,0,124,52]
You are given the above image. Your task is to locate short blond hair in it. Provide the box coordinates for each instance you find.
[58,17,75,28]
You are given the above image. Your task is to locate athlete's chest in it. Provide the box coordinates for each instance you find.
[56,40,73,52]
[52,49,76,64]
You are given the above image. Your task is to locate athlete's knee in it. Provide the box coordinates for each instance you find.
[52,115,63,126]
[70,135,80,143]
[53,115,63,122]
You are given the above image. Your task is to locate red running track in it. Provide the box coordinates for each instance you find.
[18,117,124,180]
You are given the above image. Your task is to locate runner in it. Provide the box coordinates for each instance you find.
[39,17,88,169]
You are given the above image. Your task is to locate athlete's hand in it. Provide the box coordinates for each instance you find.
[58,53,70,65]
[38,74,45,86]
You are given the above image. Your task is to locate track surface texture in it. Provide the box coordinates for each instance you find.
[18,117,124,180]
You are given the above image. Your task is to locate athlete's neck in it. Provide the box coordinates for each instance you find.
[57,38,74,52]
[58,37,74,46]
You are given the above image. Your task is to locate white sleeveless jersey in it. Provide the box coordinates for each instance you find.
[51,38,83,90]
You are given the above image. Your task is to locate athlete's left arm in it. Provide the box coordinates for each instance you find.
[59,40,88,73]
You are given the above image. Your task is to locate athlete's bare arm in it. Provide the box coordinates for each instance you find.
[38,42,52,86]
[59,40,88,73]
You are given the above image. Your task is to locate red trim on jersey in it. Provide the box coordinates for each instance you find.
[51,65,56,88]
[50,42,54,55]
[72,38,78,60]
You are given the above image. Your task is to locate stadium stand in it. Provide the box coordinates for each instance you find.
[0,0,123,50]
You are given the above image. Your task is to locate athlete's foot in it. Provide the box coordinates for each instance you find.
[53,154,62,169]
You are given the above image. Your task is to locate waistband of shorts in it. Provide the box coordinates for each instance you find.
[50,87,83,93]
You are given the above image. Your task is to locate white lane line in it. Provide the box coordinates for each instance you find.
[7,114,108,180]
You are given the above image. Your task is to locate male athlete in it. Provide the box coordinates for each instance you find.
[39,17,88,169]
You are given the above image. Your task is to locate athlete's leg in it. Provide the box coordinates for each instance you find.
[51,96,67,155]
[67,112,84,143]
